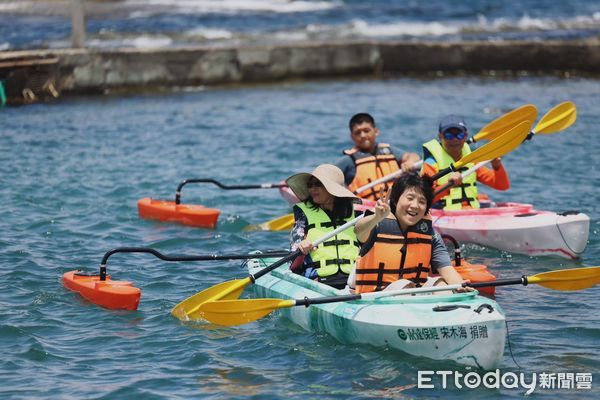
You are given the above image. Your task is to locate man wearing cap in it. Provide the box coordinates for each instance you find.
[335,113,420,202]
[422,115,510,210]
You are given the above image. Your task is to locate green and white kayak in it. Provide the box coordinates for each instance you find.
[247,258,507,370]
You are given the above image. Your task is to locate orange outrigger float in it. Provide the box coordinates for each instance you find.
[63,271,141,310]
[138,197,220,228]
[138,178,288,228]
[63,243,496,311]
[63,248,290,310]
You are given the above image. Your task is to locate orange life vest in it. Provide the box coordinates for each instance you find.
[355,216,433,293]
[344,143,400,201]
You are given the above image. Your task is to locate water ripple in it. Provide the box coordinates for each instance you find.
[0,76,598,399]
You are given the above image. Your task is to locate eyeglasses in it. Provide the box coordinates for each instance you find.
[443,130,466,140]
[307,179,323,188]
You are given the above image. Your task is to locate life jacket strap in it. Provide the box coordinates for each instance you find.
[375,236,431,245]
[323,239,360,247]
[307,258,353,269]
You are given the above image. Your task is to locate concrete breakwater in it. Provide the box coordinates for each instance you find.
[1,39,599,102]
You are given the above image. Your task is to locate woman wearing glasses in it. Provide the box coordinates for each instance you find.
[422,115,510,210]
[285,164,359,289]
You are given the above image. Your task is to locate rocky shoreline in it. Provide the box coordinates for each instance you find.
[1,38,599,104]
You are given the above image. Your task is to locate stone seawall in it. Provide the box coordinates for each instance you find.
[1,39,599,100]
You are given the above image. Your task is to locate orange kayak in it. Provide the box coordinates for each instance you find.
[63,270,141,310]
[137,197,220,228]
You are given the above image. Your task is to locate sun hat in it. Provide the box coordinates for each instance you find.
[438,115,468,134]
[286,164,357,202]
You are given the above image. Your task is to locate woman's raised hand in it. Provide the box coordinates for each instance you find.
[374,187,392,221]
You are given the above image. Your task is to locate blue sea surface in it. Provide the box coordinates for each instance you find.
[0,76,599,399]
[0,0,599,50]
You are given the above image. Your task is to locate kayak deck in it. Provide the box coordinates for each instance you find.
[248,258,506,369]
[431,203,590,259]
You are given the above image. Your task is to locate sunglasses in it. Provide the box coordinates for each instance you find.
[443,130,466,140]
[307,179,323,188]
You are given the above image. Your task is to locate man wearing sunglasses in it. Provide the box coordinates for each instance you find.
[422,115,510,210]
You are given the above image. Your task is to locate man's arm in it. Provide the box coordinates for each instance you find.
[335,155,356,186]
[476,161,510,190]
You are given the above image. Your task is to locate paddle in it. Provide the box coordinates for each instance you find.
[525,101,576,140]
[352,160,424,195]
[251,106,537,231]
[430,120,532,181]
[433,101,577,196]
[171,214,365,320]
[196,266,600,326]
[244,213,299,232]
[433,160,489,197]
[174,179,287,204]
[173,122,536,320]
[467,104,537,144]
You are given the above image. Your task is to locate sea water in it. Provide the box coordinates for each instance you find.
[0,75,598,399]
[1,0,600,50]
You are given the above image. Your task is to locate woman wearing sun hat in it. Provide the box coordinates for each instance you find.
[285,164,360,289]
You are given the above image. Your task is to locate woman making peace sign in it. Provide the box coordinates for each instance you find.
[349,172,472,294]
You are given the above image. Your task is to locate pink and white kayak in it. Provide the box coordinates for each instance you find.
[279,184,300,205]
[430,203,589,259]
[280,187,589,259]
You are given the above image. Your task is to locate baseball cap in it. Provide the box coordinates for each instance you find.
[439,115,468,134]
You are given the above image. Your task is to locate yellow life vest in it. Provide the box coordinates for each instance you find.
[423,139,480,210]
[296,202,359,277]
[355,216,433,293]
[343,143,400,201]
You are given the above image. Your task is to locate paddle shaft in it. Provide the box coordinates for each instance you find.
[466,104,537,144]
[251,214,364,281]
[433,160,489,196]
[353,160,424,194]
[175,179,287,204]
[429,120,531,182]
[431,103,575,196]
[98,247,290,281]
[289,277,528,307]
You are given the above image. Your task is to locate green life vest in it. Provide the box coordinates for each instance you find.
[296,202,359,277]
[423,139,480,210]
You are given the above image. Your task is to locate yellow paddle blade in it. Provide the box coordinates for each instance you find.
[244,213,295,231]
[454,120,532,170]
[171,278,251,321]
[472,104,537,142]
[529,266,600,291]
[197,298,295,326]
[533,101,577,135]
